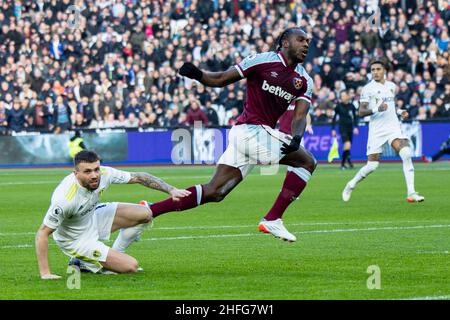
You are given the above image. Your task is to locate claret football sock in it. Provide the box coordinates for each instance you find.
[264,167,311,221]
[150,185,203,218]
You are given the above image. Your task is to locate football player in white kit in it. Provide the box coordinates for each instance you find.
[342,60,425,203]
[36,150,191,279]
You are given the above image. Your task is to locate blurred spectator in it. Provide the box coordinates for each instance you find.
[53,96,72,133]
[163,109,178,127]
[0,101,8,135]
[7,100,26,132]
[186,100,208,126]
[27,100,50,131]
[228,107,240,126]
[124,112,139,128]
[205,101,219,126]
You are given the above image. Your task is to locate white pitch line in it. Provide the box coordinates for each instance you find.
[401,295,450,300]
[1,224,449,249]
[417,251,449,254]
[0,181,59,185]
[0,244,35,249]
[0,220,441,237]
[137,224,450,242]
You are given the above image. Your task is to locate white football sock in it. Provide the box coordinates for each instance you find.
[112,223,149,253]
[348,161,379,188]
[399,147,416,196]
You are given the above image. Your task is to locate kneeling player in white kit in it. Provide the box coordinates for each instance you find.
[342,60,424,203]
[36,150,191,279]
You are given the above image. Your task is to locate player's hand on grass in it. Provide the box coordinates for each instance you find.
[179,62,203,81]
[281,135,302,155]
[41,274,62,280]
[170,188,192,201]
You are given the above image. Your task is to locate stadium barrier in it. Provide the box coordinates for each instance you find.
[0,121,449,167]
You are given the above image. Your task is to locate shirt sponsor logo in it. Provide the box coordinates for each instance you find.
[261,80,295,102]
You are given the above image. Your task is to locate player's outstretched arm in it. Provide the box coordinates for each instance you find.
[128,172,191,201]
[35,224,61,280]
[179,62,242,88]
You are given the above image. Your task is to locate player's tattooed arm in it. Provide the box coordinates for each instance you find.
[128,172,191,200]
[179,63,242,87]
[129,172,175,193]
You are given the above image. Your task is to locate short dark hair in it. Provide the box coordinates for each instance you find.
[369,59,385,69]
[274,27,305,51]
[74,150,100,167]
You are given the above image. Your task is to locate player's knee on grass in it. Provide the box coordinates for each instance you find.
[104,249,140,273]
[116,257,139,273]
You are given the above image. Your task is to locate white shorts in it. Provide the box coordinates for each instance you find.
[367,128,407,155]
[60,202,118,273]
[218,124,291,177]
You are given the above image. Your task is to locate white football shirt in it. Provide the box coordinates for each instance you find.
[43,166,131,244]
[360,80,400,134]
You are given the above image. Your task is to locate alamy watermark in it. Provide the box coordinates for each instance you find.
[366,265,381,290]
[66,265,81,290]
[67,5,82,30]
[171,121,286,175]
[366,4,388,38]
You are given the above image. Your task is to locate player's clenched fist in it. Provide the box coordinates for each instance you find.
[179,62,203,81]
[281,135,302,155]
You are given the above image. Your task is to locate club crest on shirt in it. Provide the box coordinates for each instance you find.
[293,77,303,90]
[93,250,101,258]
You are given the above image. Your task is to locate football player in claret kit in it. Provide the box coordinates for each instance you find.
[36,150,191,279]
[342,60,425,203]
[140,27,316,242]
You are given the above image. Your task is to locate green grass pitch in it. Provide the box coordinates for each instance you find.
[0,162,449,300]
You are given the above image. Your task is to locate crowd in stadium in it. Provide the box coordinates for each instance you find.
[0,0,449,134]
